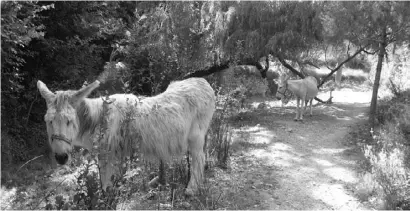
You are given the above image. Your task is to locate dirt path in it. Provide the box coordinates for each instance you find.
[210,87,373,210]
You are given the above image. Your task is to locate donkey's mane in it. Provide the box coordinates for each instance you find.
[76,98,103,138]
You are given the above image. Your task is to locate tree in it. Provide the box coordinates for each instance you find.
[365,2,410,128]
[311,1,410,113]
[328,2,410,128]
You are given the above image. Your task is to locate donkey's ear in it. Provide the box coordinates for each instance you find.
[71,80,100,104]
[37,80,55,102]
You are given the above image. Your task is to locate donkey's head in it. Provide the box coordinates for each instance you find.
[37,80,100,165]
[275,74,292,104]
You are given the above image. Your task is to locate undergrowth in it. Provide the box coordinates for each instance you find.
[356,89,410,210]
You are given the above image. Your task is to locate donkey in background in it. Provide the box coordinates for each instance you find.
[37,77,216,196]
[276,74,319,121]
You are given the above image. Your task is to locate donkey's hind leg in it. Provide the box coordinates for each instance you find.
[186,125,206,196]
[294,98,301,121]
[309,99,314,116]
[304,100,309,112]
[299,98,306,121]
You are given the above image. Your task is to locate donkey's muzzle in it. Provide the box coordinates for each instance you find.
[55,153,68,165]
[276,97,281,100]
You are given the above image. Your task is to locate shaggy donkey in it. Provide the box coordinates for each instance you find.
[37,77,216,195]
[276,74,319,121]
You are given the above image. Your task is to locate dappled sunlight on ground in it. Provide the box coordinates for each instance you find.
[335,115,353,121]
[249,145,304,167]
[311,182,363,209]
[221,85,373,209]
[312,158,334,167]
[269,142,294,151]
[325,88,372,104]
[313,148,346,155]
[322,167,358,183]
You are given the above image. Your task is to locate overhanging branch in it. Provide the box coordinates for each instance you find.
[276,54,306,79]
[317,44,370,88]
[363,48,378,55]
[181,58,265,80]
[275,54,329,103]
[181,62,230,79]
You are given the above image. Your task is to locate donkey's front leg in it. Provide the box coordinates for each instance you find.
[186,130,206,196]
[294,98,300,121]
[299,97,305,121]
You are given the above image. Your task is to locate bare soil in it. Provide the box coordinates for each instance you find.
[202,86,374,210]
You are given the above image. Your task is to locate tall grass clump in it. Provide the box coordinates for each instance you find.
[206,87,236,169]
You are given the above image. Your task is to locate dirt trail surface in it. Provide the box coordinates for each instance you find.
[208,87,373,210]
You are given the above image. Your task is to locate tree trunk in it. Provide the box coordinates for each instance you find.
[369,28,387,128]
[158,160,166,186]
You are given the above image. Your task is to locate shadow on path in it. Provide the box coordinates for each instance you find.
[217,90,371,209]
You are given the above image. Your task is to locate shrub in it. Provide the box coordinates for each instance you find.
[377,91,410,140]
[360,90,410,210]
[363,124,410,210]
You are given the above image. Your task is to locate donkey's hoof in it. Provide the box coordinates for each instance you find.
[293,118,299,121]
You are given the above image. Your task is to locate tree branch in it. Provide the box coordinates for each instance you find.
[275,54,331,103]
[182,62,230,79]
[302,60,320,69]
[276,54,306,79]
[363,48,378,55]
[317,44,370,88]
[181,58,265,80]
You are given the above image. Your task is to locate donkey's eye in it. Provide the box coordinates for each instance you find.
[67,121,70,126]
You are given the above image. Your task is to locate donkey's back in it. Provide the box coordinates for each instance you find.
[303,76,319,100]
[142,77,215,131]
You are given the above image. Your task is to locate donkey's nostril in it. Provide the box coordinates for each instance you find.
[276,97,281,100]
[55,153,68,165]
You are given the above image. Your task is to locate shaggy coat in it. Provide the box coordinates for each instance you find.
[276,75,319,121]
[38,77,216,195]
